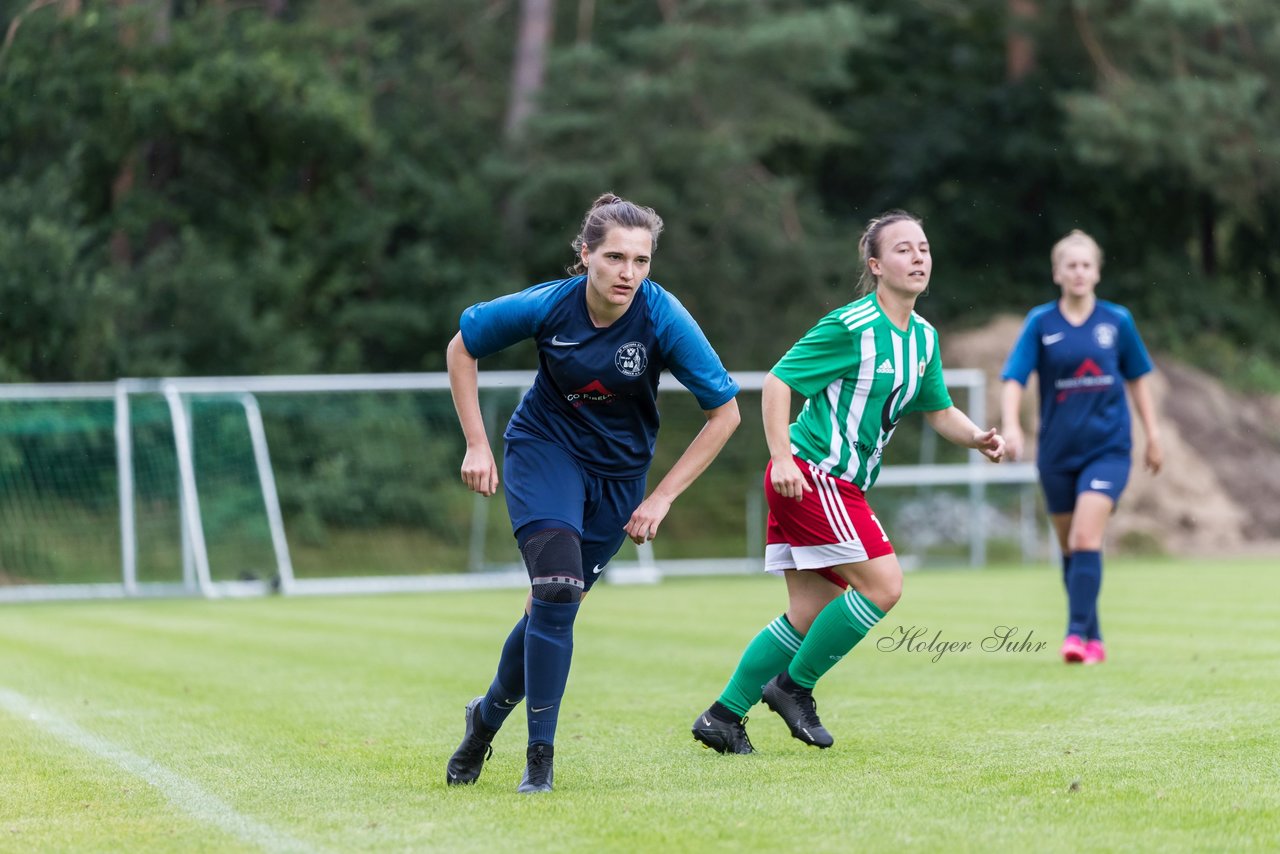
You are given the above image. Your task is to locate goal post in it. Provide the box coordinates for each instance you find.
[0,371,1040,603]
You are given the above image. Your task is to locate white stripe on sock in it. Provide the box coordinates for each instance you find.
[766,618,802,652]
[843,590,882,633]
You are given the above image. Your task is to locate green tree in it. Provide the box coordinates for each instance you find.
[1056,0,1280,379]
[2,0,1278,389]
[505,0,887,367]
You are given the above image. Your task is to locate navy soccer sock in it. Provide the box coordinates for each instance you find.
[524,598,580,746]
[1069,554,1102,641]
[1066,550,1102,638]
[1085,601,1101,642]
[478,612,529,731]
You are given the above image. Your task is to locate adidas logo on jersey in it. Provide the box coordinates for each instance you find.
[876,359,894,375]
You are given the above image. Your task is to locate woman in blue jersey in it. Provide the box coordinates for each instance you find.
[1000,229,1163,665]
[692,210,1005,754]
[443,193,740,792]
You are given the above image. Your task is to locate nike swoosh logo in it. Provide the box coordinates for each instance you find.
[591,564,604,574]
[1089,479,1112,490]
[530,705,554,713]
[550,335,580,347]
[1042,332,1065,345]
[498,699,517,708]
[701,716,712,727]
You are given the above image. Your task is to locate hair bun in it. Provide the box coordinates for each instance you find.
[565,192,665,276]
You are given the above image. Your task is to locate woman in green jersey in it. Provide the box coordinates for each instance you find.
[692,210,1006,753]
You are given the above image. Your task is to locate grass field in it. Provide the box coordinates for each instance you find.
[1,557,1277,852]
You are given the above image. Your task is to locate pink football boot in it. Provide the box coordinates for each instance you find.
[1083,639,1106,665]
[1060,634,1086,664]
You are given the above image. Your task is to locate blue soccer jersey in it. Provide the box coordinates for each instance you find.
[459,276,738,478]
[1001,300,1153,471]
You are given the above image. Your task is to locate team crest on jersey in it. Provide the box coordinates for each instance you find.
[615,342,648,377]
[1093,323,1118,348]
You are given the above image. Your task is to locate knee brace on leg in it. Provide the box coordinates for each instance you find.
[521,527,584,604]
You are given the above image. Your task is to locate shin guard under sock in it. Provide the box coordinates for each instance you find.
[1066,550,1102,639]
[479,612,529,731]
[789,589,885,689]
[524,598,579,746]
[717,614,802,717]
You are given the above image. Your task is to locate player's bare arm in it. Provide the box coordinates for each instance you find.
[763,372,811,501]
[446,331,499,496]
[626,397,740,544]
[924,406,1006,463]
[1126,374,1163,474]
[1000,379,1026,462]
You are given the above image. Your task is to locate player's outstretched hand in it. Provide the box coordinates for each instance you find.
[460,446,499,496]
[974,427,1006,463]
[625,494,673,545]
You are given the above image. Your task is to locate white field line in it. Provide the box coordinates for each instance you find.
[0,687,318,854]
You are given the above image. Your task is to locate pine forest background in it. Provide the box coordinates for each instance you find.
[2,0,1277,389]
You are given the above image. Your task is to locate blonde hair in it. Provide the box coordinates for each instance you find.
[855,209,923,296]
[1051,229,1103,270]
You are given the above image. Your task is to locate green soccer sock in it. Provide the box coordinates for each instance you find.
[716,614,803,718]
[788,589,885,689]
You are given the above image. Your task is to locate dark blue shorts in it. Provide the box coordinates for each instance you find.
[503,435,646,591]
[1039,456,1131,515]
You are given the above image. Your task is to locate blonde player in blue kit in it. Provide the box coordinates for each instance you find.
[692,210,1006,754]
[1001,230,1163,665]
[445,193,740,792]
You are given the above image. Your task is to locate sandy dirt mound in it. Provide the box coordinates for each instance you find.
[944,314,1276,556]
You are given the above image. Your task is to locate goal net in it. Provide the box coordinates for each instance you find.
[0,372,1040,602]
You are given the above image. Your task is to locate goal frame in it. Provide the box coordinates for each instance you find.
[0,371,1038,603]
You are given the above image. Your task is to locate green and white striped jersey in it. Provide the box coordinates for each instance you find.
[771,293,953,490]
